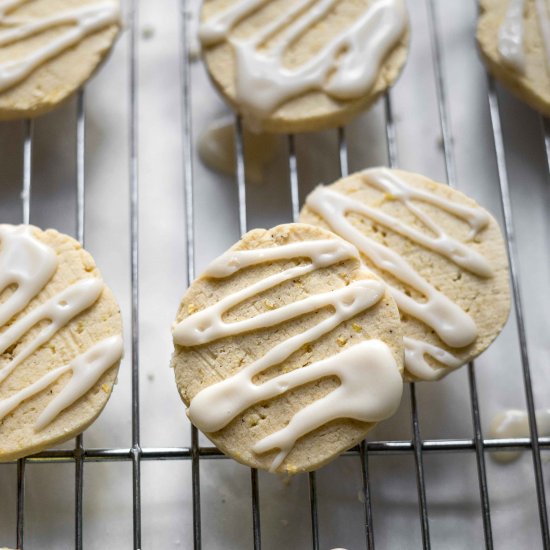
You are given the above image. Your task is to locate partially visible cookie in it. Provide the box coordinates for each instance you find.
[0,0,121,120]
[0,225,123,461]
[300,168,511,381]
[171,223,403,474]
[199,0,409,133]
[477,0,550,116]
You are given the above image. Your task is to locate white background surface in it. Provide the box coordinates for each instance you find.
[1,0,550,548]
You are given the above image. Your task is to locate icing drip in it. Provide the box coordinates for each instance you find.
[304,168,493,378]
[0,224,57,327]
[403,337,461,381]
[498,0,550,73]
[489,409,550,463]
[173,238,402,471]
[0,1,120,93]
[251,340,401,471]
[197,116,280,184]
[0,335,123,431]
[498,0,525,71]
[199,0,407,119]
[0,224,118,432]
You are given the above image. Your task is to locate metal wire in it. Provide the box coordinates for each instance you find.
[424,1,493,546]
[234,116,262,550]
[286,133,321,550]
[336,125,375,549]
[359,441,375,549]
[383,92,431,549]
[487,78,550,548]
[180,4,202,549]
[128,0,142,547]
[542,117,550,174]
[2,436,548,465]
[16,117,33,550]
[75,88,86,550]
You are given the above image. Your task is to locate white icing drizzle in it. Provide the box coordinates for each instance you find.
[0,224,57,327]
[0,0,24,18]
[403,337,461,381]
[498,0,526,72]
[498,0,550,73]
[0,0,120,93]
[304,168,493,378]
[0,278,103,385]
[489,409,550,463]
[199,0,408,119]
[0,335,123,430]
[248,341,401,471]
[0,224,119,432]
[174,239,360,346]
[173,238,402,471]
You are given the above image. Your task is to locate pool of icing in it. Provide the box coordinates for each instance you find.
[0,0,549,548]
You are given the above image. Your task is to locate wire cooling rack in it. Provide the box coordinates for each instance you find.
[1,0,550,549]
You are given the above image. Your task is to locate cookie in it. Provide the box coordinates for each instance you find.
[199,0,409,133]
[477,0,550,116]
[171,223,403,474]
[0,224,123,461]
[300,168,511,382]
[0,0,121,120]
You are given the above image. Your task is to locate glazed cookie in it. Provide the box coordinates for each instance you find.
[0,0,121,120]
[0,225,123,461]
[199,0,409,133]
[300,168,511,382]
[171,223,403,474]
[477,0,550,116]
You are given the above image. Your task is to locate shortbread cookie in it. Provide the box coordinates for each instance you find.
[300,168,511,382]
[199,0,410,133]
[0,0,121,120]
[477,0,550,116]
[171,223,403,474]
[0,225,123,461]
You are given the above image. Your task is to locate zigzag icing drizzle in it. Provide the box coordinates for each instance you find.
[498,0,550,73]
[304,168,493,381]
[0,225,122,431]
[0,0,119,93]
[199,0,407,120]
[173,238,403,471]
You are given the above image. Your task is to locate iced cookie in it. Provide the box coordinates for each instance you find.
[0,225,123,461]
[199,0,409,133]
[171,223,403,474]
[300,168,511,382]
[477,0,550,116]
[0,0,121,120]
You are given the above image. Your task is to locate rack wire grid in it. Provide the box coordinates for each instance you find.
[1,0,550,548]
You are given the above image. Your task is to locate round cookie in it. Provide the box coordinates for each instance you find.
[0,224,123,461]
[171,223,404,474]
[0,0,121,120]
[477,0,550,116]
[199,0,410,133]
[300,168,511,382]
